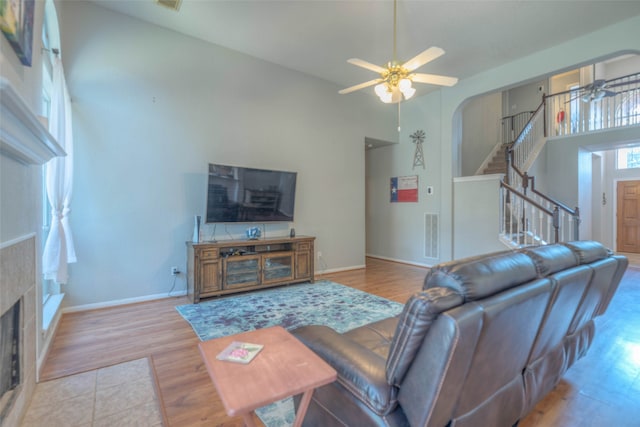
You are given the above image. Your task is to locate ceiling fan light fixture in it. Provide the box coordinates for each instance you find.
[338,0,457,103]
[375,83,388,98]
[401,86,416,100]
[398,78,412,91]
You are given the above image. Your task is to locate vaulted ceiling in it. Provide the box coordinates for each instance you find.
[88,1,640,98]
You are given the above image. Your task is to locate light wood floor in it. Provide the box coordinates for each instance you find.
[40,256,640,427]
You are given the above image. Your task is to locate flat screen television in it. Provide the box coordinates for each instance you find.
[205,163,297,223]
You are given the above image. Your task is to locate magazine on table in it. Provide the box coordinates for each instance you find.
[216,341,264,364]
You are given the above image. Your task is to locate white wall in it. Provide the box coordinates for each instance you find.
[603,54,640,79]
[460,92,502,176]
[57,1,396,308]
[453,175,505,259]
[366,15,640,264]
[365,94,443,266]
[505,79,546,116]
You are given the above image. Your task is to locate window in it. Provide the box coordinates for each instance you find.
[617,147,640,170]
[41,6,53,305]
[41,0,65,331]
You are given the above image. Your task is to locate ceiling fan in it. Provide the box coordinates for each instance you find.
[339,0,458,104]
[567,65,640,103]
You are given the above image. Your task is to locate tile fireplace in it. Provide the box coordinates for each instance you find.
[0,79,65,426]
[0,299,21,405]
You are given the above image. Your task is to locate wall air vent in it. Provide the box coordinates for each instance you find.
[155,0,182,11]
[424,213,439,259]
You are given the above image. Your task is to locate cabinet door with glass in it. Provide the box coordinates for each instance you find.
[223,255,261,289]
[262,252,294,285]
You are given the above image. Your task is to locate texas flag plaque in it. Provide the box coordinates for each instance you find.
[390,175,418,203]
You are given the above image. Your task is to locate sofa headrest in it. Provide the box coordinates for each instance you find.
[386,287,464,386]
[561,240,611,264]
[424,251,538,302]
[520,244,578,277]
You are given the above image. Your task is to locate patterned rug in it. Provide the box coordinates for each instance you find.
[176,280,404,426]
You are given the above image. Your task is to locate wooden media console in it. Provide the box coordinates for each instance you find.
[186,236,315,302]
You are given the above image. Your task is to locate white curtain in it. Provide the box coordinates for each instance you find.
[43,57,76,284]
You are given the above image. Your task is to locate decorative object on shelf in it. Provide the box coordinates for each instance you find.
[290,228,296,238]
[338,0,457,103]
[193,215,201,243]
[411,129,426,169]
[0,0,35,66]
[245,226,261,240]
[390,175,418,203]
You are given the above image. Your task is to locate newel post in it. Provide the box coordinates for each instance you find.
[552,206,560,243]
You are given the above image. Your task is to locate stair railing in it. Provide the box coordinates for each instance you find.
[501,110,535,145]
[501,98,580,246]
[545,71,640,137]
[500,181,556,246]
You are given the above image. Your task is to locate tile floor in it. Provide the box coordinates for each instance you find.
[20,358,163,427]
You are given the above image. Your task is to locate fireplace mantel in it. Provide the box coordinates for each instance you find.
[0,78,65,165]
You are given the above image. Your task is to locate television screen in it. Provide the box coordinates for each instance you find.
[205,163,297,223]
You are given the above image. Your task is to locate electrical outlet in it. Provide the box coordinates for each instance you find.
[317,251,322,260]
[171,266,180,275]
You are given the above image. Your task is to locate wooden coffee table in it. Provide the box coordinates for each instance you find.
[198,325,337,427]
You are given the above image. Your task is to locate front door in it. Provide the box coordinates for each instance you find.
[617,180,640,253]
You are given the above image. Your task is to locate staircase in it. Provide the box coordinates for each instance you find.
[471,71,640,249]
[492,101,579,248]
[481,143,510,175]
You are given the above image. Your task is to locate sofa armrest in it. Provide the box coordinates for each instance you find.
[292,325,397,415]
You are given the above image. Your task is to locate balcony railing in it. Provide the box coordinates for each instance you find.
[546,72,640,137]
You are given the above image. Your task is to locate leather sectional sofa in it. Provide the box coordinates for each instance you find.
[293,241,628,427]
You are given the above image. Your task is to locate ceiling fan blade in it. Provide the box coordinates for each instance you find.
[402,47,445,72]
[339,79,382,95]
[347,58,387,74]
[411,73,458,87]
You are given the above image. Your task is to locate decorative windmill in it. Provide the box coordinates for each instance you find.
[411,130,425,169]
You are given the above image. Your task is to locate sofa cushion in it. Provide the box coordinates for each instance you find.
[293,324,398,415]
[386,287,463,386]
[344,317,398,360]
[520,244,578,277]
[424,251,538,302]
[562,240,610,264]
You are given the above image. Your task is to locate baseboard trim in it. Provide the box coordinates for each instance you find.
[63,290,188,313]
[365,254,434,268]
[316,264,366,276]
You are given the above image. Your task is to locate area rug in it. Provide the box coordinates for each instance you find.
[175,280,403,341]
[176,280,404,426]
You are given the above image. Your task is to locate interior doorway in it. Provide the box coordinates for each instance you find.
[616,180,640,253]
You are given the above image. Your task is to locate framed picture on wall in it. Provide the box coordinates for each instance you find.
[0,0,35,66]
[390,175,419,203]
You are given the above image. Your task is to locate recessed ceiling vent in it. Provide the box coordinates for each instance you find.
[155,0,182,12]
